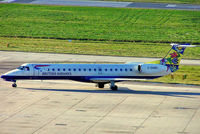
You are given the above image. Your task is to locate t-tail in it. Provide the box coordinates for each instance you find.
[147,43,191,73]
[160,43,191,72]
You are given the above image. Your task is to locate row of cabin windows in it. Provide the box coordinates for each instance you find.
[47,68,133,72]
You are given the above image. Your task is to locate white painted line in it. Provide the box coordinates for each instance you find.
[166,4,177,8]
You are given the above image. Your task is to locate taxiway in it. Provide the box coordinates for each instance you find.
[0,52,200,134]
[2,0,200,10]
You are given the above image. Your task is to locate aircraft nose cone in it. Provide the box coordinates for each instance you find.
[1,75,6,79]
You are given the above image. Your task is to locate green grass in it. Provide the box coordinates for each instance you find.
[0,4,199,86]
[0,4,200,44]
[1,37,200,59]
[101,0,200,4]
[150,65,200,85]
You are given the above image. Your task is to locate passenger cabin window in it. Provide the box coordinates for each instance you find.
[58,68,60,71]
[63,68,65,71]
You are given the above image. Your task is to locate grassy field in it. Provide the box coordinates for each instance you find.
[0,4,199,86]
[150,65,200,85]
[101,0,200,4]
[1,37,200,59]
[0,4,200,44]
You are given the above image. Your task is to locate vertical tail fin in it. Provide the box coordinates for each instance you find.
[146,43,191,72]
[160,43,190,72]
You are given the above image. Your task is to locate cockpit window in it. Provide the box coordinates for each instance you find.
[18,66,24,70]
[25,67,30,71]
[17,66,29,71]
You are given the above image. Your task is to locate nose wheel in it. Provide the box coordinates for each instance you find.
[12,83,17,88]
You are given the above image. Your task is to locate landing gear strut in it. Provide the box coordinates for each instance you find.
[110,81,118,91]
[12,82,17,88]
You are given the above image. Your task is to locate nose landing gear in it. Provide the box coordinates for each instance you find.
[12,82,17,88]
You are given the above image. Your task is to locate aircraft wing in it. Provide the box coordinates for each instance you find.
[89,78,148,83]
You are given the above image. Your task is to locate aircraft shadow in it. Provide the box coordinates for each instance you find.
[24,87,200,98]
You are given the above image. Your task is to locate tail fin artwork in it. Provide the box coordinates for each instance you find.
[160,43,190,72]
[148,43,192,72]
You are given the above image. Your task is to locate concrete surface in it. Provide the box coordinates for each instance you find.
[5,0,200,10]
[0,51,200,65]
[0,51,200,134]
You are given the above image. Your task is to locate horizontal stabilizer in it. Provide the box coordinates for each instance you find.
[170,43,198,47]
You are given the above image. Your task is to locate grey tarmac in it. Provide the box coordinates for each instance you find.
[0,51,199,66]
[0,0,200,133]
[3,0,200,10]
[0,51,200,134]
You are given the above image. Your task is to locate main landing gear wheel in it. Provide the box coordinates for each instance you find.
[12,83,17,88]
[110,85,118,91]
[110,81,118,91]
[97,83,105,88]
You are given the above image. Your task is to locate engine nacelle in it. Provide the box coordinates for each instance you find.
[136,64,168,74]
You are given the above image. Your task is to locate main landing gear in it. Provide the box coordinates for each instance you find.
[97,83,105,88]
[110,81,118,91]
[96,81,118,91]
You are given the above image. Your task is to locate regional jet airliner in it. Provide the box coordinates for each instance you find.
[1,43,194,90]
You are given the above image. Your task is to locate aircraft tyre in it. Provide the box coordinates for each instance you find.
[97,83,104,88]
[12,83,17,88]
[111,85,118,91]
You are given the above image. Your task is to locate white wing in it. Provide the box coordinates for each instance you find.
[90,78,148,83]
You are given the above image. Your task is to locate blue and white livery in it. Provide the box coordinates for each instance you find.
[1,43,192,90]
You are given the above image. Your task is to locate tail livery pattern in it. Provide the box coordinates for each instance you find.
[160,43,190,72]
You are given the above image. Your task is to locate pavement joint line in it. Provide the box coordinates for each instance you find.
[0,91,53,123]
[0,89,18,102]
[134,96,167,133]
[83,96,128,134]
[31,94,90,134]
[181,102,200,133]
